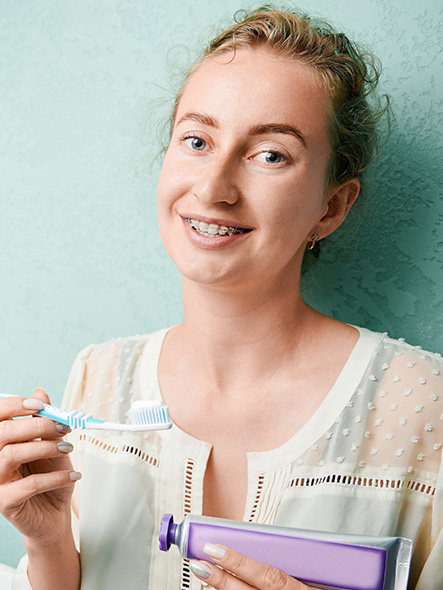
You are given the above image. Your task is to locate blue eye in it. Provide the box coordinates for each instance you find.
[184,136,207,151]
[255,151,285,164]
[265,152,282,163]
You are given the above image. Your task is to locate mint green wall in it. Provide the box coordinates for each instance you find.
[1,0,442,568]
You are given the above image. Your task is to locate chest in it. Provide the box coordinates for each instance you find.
[202,442,248,520]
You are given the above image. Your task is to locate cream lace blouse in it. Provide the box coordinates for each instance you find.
[13,327,443,590]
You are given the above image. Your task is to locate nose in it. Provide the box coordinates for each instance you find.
[191,154,240,206]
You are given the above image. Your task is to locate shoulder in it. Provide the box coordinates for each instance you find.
[356,326,442,377]
[352,329,443,475]
[74,328,170,367]
[355,327,443,425]
[369,330,442,385]
[361,329,443,436]
[63,328,170,416]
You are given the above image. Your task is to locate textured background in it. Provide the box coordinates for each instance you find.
[1,0,442,568]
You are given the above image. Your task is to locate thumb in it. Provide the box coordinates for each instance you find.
[33,388,51,405]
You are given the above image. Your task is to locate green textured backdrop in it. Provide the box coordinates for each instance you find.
[1,0,442,568]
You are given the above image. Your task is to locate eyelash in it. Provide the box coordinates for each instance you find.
[254,150,287,165]
[181,134,208,152]
[179,133,289,165]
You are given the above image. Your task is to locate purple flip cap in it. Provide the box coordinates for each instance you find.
[159,514,177,551]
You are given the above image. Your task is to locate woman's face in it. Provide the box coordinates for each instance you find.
[157,47,338,290]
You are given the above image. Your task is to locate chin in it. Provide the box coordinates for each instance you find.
[180,263,240,288]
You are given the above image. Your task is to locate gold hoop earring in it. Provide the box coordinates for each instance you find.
[307,233,319,250]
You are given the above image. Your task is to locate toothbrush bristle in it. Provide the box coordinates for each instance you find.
[129,403,171,426]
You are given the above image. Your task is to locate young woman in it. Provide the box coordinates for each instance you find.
[2,7,442,590]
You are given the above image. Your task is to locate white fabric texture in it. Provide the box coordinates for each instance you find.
[13,327,443,589]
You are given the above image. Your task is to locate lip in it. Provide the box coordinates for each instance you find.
[180,214,253,231]
[181,216,251,250]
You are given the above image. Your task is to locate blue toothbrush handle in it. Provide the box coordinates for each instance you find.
[38,406,105,429]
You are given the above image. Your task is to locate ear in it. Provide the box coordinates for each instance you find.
[309,178,360,241]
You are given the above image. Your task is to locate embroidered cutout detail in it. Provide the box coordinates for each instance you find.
[180,559,192,590]
[248,474,265,522]
[80,434,158,466]
[181,460,195,590]
[184,459,194,515]
[121,444,159,467]
[287,473,435,496]
[79,433,118,454]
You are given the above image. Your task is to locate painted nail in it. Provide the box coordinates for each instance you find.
[203,543,226,560]
[189,560,212,580]
[23,399,45,411]
[57,441,73,453]
[55,422,71,434]
[69,472,82,481]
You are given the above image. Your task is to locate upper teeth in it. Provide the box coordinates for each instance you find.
[186,218,247,237]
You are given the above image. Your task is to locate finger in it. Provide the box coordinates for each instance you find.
[0,470,81,516]
[0,440,74,481]
[0,395,46,422]
[0,414,71,451]
[32,388,51,405]
[31,389,72,437]
[189,559,253,589]
[201,544,307,589]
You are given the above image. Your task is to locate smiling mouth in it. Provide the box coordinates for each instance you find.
[185,218,251,238]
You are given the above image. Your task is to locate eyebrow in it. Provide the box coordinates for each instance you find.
[249,123,307,148]
[176,112,307,148]
[176,112,219,128]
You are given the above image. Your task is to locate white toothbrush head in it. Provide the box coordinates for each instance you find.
[127,400,173,431]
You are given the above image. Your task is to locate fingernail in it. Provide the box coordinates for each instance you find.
[57,441,73,453]
[55,422,71,434]
[23,399,45,411]
[189,560,212,580]
[69,472,82,481]
[203,543,226,560]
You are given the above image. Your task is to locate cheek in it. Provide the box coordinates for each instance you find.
[157,155,181,211]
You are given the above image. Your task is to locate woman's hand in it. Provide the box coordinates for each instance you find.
[0,388,81,547]
[189,543,314,589]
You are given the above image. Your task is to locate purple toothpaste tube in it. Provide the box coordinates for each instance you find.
[159,514,412,590]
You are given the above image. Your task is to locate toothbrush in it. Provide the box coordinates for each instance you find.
[0,394,173,432]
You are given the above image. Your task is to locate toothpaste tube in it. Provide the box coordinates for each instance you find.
[159,514,412,590]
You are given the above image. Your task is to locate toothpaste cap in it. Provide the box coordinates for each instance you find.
[159,513,176,552]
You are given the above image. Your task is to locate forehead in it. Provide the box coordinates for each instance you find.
[176,47,331,143]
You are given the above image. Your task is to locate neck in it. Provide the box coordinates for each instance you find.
[175,270,317,390]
